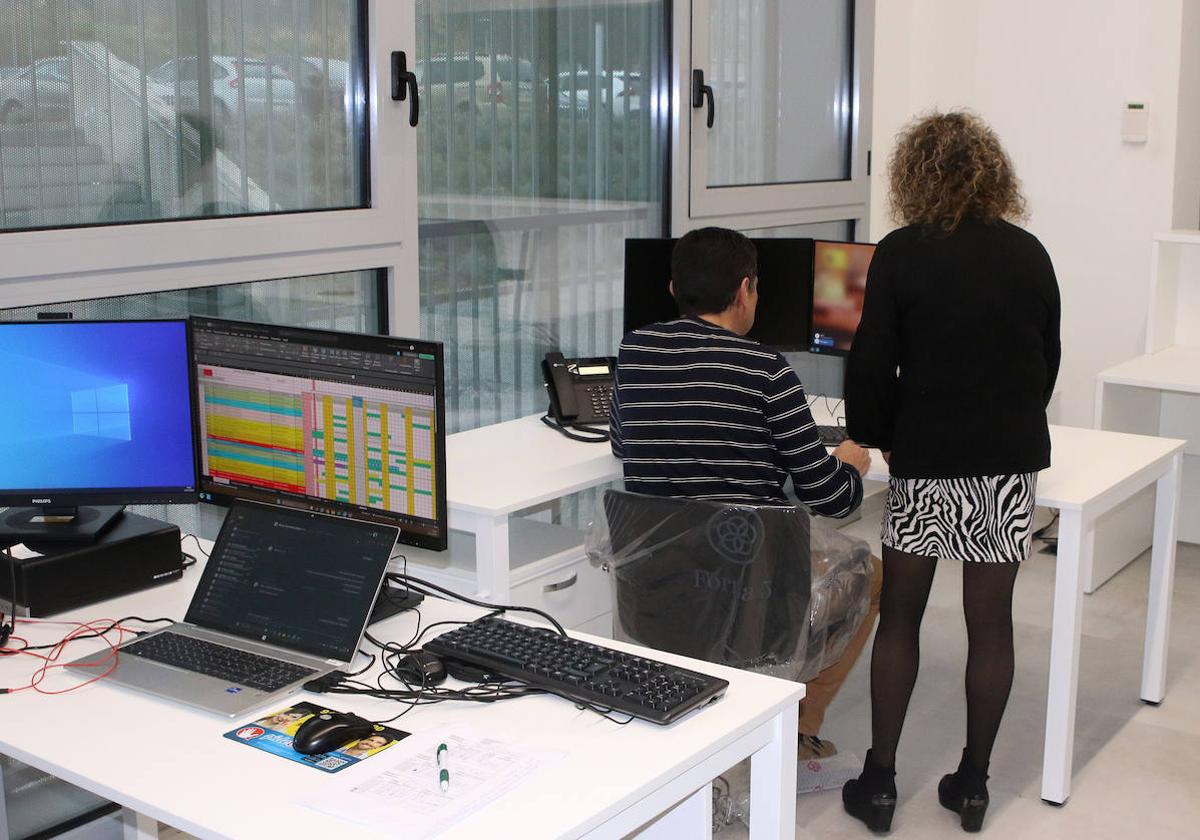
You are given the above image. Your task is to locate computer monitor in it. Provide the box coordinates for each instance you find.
[623,238,814,351]
[189,318,448,554]
[809,240,877,355]
[0,320,199,543]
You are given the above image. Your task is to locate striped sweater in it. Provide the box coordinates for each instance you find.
[609,318,863,518]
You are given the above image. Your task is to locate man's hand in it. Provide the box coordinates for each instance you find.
[832,439,872,477]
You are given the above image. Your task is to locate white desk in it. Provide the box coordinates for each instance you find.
[1095,346,1200,584]
[445,414,622,601]
[0,559,802,840]
[447,410,1185,805]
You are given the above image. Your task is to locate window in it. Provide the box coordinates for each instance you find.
[0,270,385,335]
[0,0,370,230]
[684,0,873,225]
[417,0,669,433]
[0,1,419,538]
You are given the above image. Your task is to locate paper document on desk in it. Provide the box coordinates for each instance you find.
[304,729,563,838]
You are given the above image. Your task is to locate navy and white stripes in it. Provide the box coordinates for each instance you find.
[610,318,862,518]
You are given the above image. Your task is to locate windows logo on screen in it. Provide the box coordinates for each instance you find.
[71,384,131,441]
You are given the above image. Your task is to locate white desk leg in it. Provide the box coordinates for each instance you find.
[748,703,799,838]
[455,511,511,602]
[632,786,712,839]
[121,809,158,840]
[1041,508,1088,805]
[1142,452,1182,703]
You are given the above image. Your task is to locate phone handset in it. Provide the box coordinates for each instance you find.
[544,351,580,422]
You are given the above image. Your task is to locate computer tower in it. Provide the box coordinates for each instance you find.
[0,513,183,617]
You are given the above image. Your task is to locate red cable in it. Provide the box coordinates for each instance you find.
[2,617,130,695]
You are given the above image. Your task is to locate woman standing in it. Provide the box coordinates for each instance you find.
[842,111,1061,834]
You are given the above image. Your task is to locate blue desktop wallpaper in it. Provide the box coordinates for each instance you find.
[0,322,196,492]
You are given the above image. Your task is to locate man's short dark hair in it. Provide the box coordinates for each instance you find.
[670,228,758,316]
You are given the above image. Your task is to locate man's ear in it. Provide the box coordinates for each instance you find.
[738,276,753,302]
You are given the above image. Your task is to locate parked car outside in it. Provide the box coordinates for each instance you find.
[0,57,73,123]
[147,56,303,121]
[415,54,535,116]
[555,69,643,116]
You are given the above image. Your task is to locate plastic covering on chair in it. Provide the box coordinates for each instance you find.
[586,490,873,684]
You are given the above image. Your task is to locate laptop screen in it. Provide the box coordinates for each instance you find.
[185,501,398,662]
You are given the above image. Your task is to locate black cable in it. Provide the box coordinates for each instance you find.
[315,595,631,726]
[1034,510,1060,540]
[6,616,174,653]
[181,552,197,568]
[391,573,568,637]
[816,394,847,428]
[180,533,210,560]
[540,413,609,443]
[346,650,377,678]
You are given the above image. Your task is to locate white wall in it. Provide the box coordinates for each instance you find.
[869,0,1200,427]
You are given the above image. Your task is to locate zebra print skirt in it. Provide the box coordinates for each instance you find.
[882,473,1038,563]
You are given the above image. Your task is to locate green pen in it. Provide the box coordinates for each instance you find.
[437,743,449,792]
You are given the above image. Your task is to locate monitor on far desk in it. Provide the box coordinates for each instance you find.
[809,240,877,356]
[623,237,815,351]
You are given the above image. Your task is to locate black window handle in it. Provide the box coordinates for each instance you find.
[692,68,715,129]
[391,50,420,127]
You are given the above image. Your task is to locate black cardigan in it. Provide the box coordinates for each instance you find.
[845,218,1061,479]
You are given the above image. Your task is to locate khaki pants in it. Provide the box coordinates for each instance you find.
[799,554,884,735]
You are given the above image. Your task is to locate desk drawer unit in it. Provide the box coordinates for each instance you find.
[508,550,611,631]
[400,518,613,632]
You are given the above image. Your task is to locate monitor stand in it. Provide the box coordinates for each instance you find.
[369,581,425,625]
[0,506,125,545]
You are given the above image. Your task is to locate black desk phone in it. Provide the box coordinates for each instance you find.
[541,352,616,441]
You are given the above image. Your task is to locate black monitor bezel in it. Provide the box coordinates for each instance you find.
[190,317,449,552]
[808,239,877,357]
[0,319,201,508]
[622,237,815,352]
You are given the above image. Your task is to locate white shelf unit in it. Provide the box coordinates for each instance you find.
[1093,231,1200,591]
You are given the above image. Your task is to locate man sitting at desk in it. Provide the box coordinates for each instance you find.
[608,226,882,760]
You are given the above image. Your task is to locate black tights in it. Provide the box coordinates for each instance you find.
[869,546,1020,770]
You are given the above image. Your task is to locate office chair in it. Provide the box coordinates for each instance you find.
[591,490,871,681]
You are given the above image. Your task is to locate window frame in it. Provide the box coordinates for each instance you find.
[0,0,420,338]
[677,0,874,231]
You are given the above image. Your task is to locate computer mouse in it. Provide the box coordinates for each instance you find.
[291,712,376,756]
[395,650,447,686]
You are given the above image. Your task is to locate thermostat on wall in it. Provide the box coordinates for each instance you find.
[1122,102,1149,143]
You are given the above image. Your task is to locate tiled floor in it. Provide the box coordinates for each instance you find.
[720,501,1200,839]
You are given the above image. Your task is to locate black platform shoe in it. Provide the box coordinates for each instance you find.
[842,750,897,834]
[938,750,990,832]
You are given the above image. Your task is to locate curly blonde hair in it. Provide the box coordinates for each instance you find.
[888,111,1026,234]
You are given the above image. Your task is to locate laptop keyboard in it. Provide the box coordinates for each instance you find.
[122,632,317,692]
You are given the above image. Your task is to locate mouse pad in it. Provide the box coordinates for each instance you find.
[224,702,410,774]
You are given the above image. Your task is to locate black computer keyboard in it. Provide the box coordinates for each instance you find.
[817,424,849,446]
[122,632,317,692]
[425,617,729,725]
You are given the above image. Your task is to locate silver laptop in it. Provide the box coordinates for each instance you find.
[68,500,398,717]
